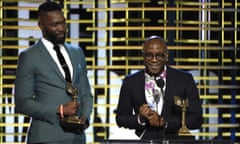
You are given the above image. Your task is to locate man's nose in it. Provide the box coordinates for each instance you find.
[152,55,159,61]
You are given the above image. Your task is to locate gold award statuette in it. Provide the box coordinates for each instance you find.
[61,82,84,129]
[174,95,191,136]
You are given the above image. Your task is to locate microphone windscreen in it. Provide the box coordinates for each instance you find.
[156,78,164,88]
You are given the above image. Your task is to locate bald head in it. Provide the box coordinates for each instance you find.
[143,35,167,52]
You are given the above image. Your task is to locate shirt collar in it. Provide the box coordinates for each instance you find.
[159,65,167,79]
[41,38,64,50]
[41,38,53,48]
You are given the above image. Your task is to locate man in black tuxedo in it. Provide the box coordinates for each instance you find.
[115,35,203,140]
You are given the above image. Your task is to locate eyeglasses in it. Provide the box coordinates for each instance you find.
[143,53,166,60]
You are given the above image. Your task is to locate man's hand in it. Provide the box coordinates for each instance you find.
[79,116,89,129]
[139,104,165,127]
[139,104,152,123]
[147,110,165,127]
[62,101,80,116]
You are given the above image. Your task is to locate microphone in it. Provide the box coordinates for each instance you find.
[155,78,166,140]
[153,77,165,105]
[155,78,164,94]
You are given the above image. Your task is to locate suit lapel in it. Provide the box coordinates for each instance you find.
[37,40,65,82]
[139,70,147,103]
[165,66,175,102]
[64,44,78,85]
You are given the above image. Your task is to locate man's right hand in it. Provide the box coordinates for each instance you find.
[139,104,152,123]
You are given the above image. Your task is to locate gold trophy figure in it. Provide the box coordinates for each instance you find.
[61,82,84,129]
[174,95,191,136]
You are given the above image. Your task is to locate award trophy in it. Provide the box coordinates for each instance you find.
[61,82,84,129]
[174,95,191,136]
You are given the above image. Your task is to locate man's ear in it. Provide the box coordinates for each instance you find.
[38,21,42,29]
[165,52,169,61]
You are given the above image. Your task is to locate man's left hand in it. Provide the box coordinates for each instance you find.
[79,116,89,129]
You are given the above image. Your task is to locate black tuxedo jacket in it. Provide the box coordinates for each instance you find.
[116,66,202,140]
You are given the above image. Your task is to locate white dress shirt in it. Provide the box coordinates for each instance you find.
[144,66,166,115]
[41,38,73,80]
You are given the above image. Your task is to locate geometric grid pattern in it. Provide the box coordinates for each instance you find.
[0,0,239,143]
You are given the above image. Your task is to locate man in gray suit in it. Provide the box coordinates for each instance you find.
[14,1,93,144]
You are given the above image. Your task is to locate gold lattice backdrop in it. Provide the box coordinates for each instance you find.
[0,0,239,143]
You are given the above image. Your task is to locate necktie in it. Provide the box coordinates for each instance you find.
[53,45,71,83]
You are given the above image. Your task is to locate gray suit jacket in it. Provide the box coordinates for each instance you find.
[15,40,93,143]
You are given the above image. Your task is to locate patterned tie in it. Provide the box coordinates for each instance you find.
[53,45,71,83]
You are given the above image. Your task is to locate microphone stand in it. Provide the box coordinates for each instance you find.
[155,78,168,143]
[153,88,160,140]
[153,77,161,141]
[159,86,167,143]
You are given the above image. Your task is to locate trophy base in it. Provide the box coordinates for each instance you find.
[178,127,192,136]
[60,115,84,130]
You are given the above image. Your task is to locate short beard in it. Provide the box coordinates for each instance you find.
[45,31,65,45]
[53,38,65,45]
[50,36,65,45]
